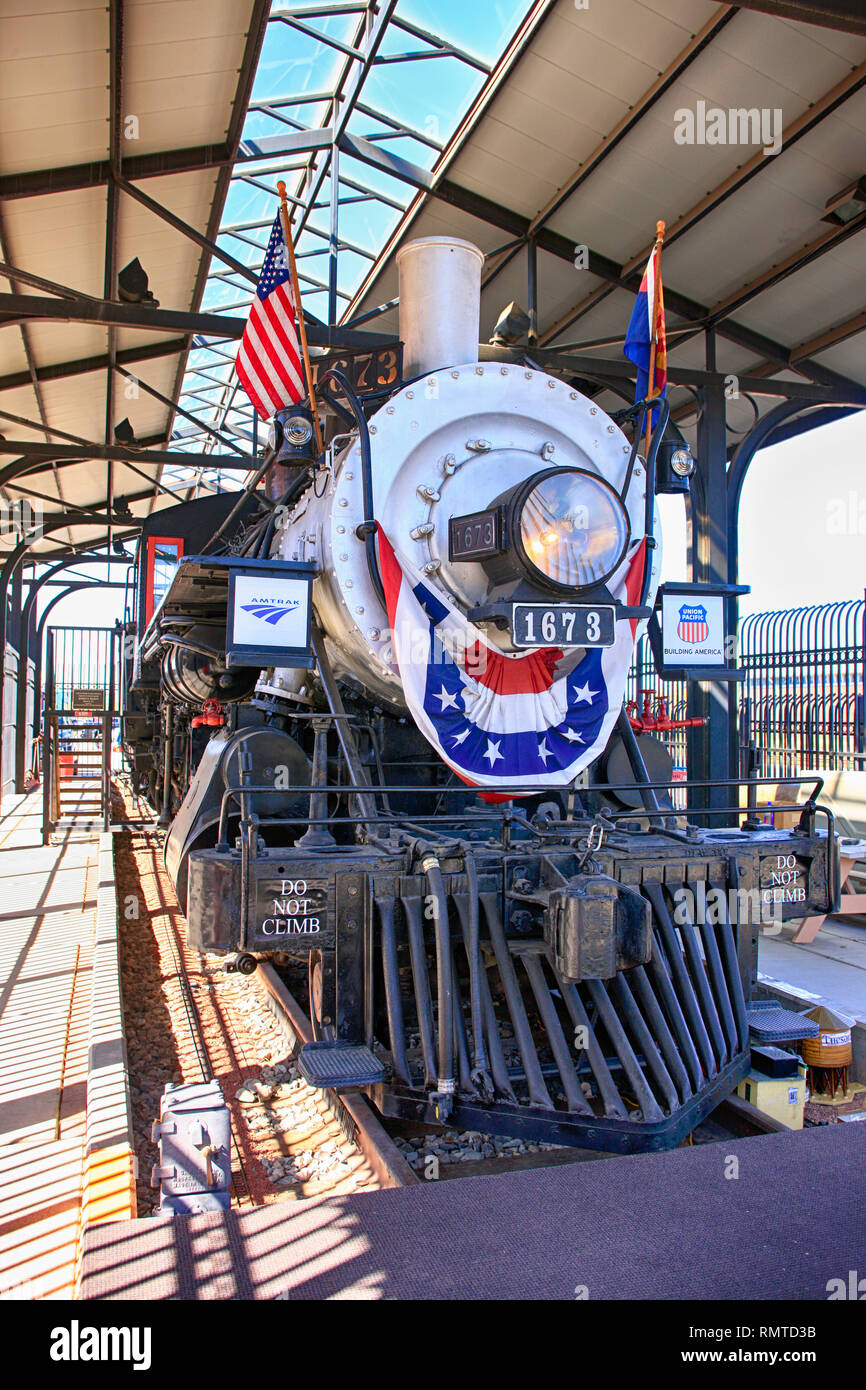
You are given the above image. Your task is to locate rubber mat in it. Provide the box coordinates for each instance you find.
[80,1120,866,1301]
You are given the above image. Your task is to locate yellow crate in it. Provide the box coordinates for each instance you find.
[737,1064,806,1130]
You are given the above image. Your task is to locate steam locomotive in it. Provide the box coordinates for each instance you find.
[122,238,837,1153]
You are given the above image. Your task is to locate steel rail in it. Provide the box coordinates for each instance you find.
[257,962,417,1188]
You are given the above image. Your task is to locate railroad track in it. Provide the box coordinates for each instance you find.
[113,779,398,1206]
[257,962,419,1188]
[112,778,787,1204]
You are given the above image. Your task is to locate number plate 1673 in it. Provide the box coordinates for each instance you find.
[511,604,616,648]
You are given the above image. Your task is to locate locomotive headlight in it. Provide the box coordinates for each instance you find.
[269,407,316,464]
[515,468,629,590]
[283,414,314,446]
[656,438,695,494]
[670,446,694,478]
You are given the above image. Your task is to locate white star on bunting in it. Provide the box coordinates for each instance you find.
[483,738,504,766]
[436,685,459,711]
[573,682,599,705]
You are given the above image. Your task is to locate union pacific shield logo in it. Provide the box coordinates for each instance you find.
[677,603,709,644]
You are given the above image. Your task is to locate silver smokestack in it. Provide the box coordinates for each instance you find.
[396,236,484,377]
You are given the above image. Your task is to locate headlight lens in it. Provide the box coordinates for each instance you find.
[283,414,314,446]
[518,469,629,588]
[670,446,695,477]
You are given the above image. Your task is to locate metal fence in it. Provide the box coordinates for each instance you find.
[626,600,865,786]
[738,599,865,781]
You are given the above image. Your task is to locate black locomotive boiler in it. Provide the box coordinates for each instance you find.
[123,237,838,1153]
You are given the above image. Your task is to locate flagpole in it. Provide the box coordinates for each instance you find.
[276,180,324,456]
[643,219,665,460]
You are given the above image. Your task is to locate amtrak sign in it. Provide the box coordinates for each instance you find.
[661,591,725,667]
[226,560,315,668]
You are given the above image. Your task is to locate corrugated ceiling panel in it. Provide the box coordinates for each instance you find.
[0,2,108,174]
[3,185,115,306]
[0,383,48,441]
[544,11,866,263]
[736,237,866,348]
[124,0,255,153]
[113,170,222,350]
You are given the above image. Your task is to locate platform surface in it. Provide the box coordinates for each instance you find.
[0,795,119,1299]
[760,920,866,1027]
[81,1121,865,1301]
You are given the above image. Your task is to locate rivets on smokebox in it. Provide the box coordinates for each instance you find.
[386,406,395,414]
[607,425,615,433]
[547,380,556,389]
[339,553,348,562]
[441,454,456,475]
[406,391,414,399]
[355,607,365,615]
[590,406,598,415]
[370,425,377,434]
[451,370,459,378]
[337,525,346,534]
[570,391,578,400]
[410,522,435,540]
[417,484,440,502]
[338,498,348,507]
[369,629,380,640]
[423,560,441,575]
[345,471,354,480]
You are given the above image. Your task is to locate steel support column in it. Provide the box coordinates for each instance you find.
[687,380,731,818]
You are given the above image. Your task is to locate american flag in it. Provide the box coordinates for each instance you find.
[234,213,304,418]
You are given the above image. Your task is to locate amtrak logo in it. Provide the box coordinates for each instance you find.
[677,603,709,644]
[241,598,300,626]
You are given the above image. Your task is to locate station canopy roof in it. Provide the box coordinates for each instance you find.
[1,0,865,561]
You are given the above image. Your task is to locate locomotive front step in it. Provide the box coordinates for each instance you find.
[296,1042,386,1091]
